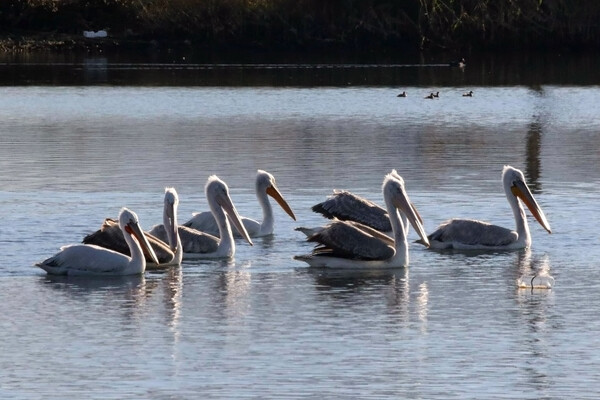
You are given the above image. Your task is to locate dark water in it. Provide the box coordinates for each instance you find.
[1,52,600,398]
[2,51,599,86]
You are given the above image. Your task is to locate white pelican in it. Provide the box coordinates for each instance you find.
[183,170,296,238]
[178,175,253,259]
[82,188,182,268]
[426,165,551,250]
[294,171,429,269]
[36,208,159,276]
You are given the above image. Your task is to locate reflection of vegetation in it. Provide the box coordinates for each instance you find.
[1,0,600,51]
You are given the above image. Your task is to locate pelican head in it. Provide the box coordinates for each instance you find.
[502,165,551,234]
[257,169,296,221]
[206,176,253,246]
[383,171,430,247]
[163,187,179,252]
[118,208,160,265]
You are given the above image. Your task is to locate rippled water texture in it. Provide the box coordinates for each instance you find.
[1,55,600,398]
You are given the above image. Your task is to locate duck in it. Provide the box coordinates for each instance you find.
[449,58,466,68]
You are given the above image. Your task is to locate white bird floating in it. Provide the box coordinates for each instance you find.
[170,175,253,259]
[294,170,429,269]
[83,30,107,38]
[37,208,159,276]
[425,165,551,250]
[83,188,182,268]
[184,170,296,238]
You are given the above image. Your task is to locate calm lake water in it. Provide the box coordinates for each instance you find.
[1,52,600,399]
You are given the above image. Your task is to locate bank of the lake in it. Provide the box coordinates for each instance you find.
[2,0,600,54]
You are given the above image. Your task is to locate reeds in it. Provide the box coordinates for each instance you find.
[1,0,599,50]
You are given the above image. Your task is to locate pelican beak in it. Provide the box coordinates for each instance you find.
[126,220,160,265]
[396,193,430,248]
[410,202,424,226]
[511,180,552,234]
[266,185,296,221]
[220,194,254,246]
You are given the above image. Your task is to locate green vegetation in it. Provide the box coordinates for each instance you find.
[1,0,599,52]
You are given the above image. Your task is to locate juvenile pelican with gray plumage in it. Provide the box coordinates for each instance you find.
[426,165,551,250]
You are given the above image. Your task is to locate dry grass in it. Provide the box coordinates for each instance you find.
[1,0,599,50]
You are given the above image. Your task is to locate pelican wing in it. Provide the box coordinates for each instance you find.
[296,221,394,244]
[179,226,220,253]
[83,218,173,264]
[429,219,518,247]
[312,190,392,232]
[308,220,395,261]
[183,211,219,235]
[150,223,219,254]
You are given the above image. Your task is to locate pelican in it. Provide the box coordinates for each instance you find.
[177,175,253,259]
[82,188,182,268]
[294,171,429,269]
[297,169,422,238]
[426,165,551,250]
[36,208,159,276]
[183,170,296,238]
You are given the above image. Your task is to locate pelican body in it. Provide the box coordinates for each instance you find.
[295,171,429,269]
[183,170,296,238]
[179,175,253,259]
[83,188,183,268]
[427,165,551,250]
[37,208,159,276]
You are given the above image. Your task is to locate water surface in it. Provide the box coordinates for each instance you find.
[1,55,600,398]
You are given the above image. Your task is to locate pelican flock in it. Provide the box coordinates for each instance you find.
[425,165,551,250]
[184,170,296,238]
[37,208,159,276]
[34,165,553,277]
[294,170,429,269]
